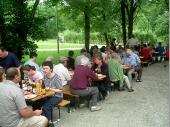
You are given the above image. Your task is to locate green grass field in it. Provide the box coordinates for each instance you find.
[37,43,84,49]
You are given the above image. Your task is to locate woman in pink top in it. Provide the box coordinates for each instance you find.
[22,65,43,85]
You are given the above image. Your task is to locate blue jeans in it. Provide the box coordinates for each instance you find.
[42,96,62,121]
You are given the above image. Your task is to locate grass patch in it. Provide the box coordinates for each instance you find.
[37,43,84,49]
[36,39,58,43]
[22,50,80,65]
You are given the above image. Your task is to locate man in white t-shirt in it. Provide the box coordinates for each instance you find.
[53,57,71,86]
[126,35,139,49]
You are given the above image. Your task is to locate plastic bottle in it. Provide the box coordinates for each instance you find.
[41,80,46,95]
[36,82,41,94]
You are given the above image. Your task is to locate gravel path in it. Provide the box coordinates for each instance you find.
[53,63,169,127]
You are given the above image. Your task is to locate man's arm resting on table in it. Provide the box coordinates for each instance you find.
[50,88,63,93]
[19,107,42,118]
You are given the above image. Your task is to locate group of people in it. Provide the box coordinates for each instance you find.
[0,39,168,127]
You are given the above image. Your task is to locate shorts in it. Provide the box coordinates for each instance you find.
[17,115,47,127]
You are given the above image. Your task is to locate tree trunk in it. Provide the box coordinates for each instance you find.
[84,6,90,52]
[121,0,127,46]
[102,13,109,45]
[127,0,136,39]
[14,0,40,60]
[104,33,109,45]
[29,0,40,28]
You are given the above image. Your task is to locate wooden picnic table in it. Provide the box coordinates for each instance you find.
[121,64,130,70]
[25,89,55,102]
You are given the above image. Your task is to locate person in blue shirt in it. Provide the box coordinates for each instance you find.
[156,42,165,62]
[0,46,20,70]
[24,52,40,71]
[125,49,143,82]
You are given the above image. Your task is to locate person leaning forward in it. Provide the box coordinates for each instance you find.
[70,57,102,112]
[0,67,48,127]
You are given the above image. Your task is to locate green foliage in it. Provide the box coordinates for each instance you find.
[0,0,42,60]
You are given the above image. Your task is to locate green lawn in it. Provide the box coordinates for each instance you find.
[37,43,84,49]
[22,50,80,65]
[36,39,62,43]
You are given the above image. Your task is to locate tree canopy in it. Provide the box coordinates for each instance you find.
[0,0,168,60]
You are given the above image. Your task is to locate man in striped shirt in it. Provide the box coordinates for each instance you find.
[42,61,63,127]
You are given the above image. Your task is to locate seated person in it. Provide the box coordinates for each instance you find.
[126,49,143,82]
[70,57,101,112]
[107,50,134,92]
[164,46,169,67]
[0,67,48,127]
[22,65,43,85]
[91,55,110,99]
[67,50,75,70]
[42,61,63,126]
[140,44,152,62]
[53,57,71,87]
[0,67,5,82]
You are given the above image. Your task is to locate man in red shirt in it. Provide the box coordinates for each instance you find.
[140,44,151,62]
[70,57,102,112]
[164,46,169,67]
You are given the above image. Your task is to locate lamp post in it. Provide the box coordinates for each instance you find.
[56,3,59,53]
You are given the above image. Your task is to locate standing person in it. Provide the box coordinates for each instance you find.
[110,38,117,51]
[70,57,101,112]
[67,50,75,70]
[24,52,40,71]
[75,48,88,66]
[156,42,165,62]
[53,57,71,87]
[42,61,63,127]
[0,67,48,127]
[126,35,139,50]
[0,46,20,70]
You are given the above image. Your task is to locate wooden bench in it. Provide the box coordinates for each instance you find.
[52,99,71,123]
[62,87,80,108]
[132,71,138,75]
[141,61,149,67]
[62,87,79,98]
[62,87,92,108]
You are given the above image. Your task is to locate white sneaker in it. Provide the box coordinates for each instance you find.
[90,106,102,112]
[79,103,86,108]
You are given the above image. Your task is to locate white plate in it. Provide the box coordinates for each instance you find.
[97,74,103,77]
[25,94,37,99]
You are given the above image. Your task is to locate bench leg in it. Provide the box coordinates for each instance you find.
[67,104,71,113]
[58,107,61,120]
